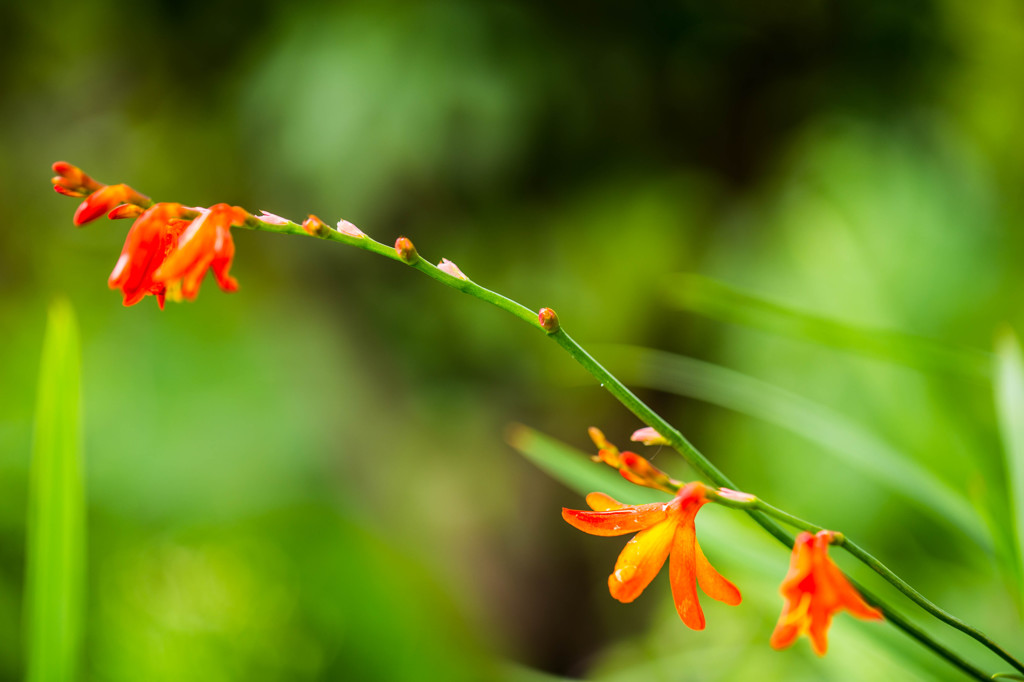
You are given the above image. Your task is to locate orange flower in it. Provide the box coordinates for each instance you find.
[108,203,196,308]
[72,184,152,226]
[51,161,152,225]
[153,203,250,301]
[587,427,680,493]
[562,481,741,629]
[770,531,883,655]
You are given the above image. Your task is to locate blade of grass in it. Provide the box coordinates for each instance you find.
[665,273,991,380]
[26,299,85,682]
[596,345,988,550]
[994,327,1024,613]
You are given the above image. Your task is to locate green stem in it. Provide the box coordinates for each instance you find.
[238,217,1016,679]
[715,491,1024,676]
[841,538,1024,676]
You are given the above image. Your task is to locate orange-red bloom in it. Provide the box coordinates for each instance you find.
[587,427,680,493]
[108,203,196,308]
[51,161,152,225]
[562,481,741,629]
[770,530,883,655]
[53,163,257,307]
[153,203,250,301]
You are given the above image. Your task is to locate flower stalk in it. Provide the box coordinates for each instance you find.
[52,164,1023,680]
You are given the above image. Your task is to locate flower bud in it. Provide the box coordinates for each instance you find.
[336,219,366,238]
[51,161,103,195]
[257,210,290,226]
[302,214,328,236]
[73,184,152,226]
[631,427,670,446]
[108,204,145,220]
[538,307,559,333]
[395,236,418,263]
[437,258,468,280]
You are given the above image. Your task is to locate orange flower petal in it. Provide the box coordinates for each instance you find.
[608,517,676,603]
[585,492,624,511]
[668,516,705,629]
[695,539,741,606]
[562,503,669,537]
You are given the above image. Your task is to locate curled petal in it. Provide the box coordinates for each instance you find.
[608,518,676,603]
[695,539,741,605]
[585,492,624,511]
[562,503,669,537]
[816,541,882,621]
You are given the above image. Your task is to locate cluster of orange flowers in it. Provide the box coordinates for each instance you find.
[52,162,250,308]
[565,428,882,655]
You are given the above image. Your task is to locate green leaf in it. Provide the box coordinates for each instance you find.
[597,344,988,549]
[992,674,1024,680]
[26,299,85,682]
[665,273,990,380]
[995,327,1024,610]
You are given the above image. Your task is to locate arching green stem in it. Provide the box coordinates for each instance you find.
[238,217,1020,679]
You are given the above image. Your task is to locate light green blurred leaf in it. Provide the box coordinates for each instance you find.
[26,299,85,682]
[666,273,991,380]
[994,327,1024,610]
[597,345,988,549]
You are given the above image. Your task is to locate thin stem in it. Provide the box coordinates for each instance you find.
[713,491,1024,675]
[856,596,991,681]
[238,217,1018,679]
[841,538,1024,676]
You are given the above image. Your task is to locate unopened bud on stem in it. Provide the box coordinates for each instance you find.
[538,307,559,333]
[302,214,329,237]
[395,236,418,263]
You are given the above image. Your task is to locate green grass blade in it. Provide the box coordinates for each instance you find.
[994,328,1024,610]
[26,299,85,682]
[597,345,988,549]
[666,273,991,380]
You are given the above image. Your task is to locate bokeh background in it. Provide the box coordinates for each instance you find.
[2,1,1024,680]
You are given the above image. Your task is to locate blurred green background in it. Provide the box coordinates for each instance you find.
[2,0,1024,680]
